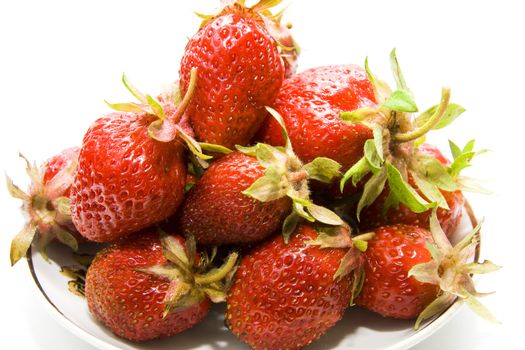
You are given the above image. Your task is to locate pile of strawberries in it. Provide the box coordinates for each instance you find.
[7,1,499,349]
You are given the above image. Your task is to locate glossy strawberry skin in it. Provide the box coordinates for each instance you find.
[179,12,284,149]
[85,231,210,342]
[359,144,465,236]
[356,225,439,319]
[226,225,354,350]
[71,112,186,242]
[178,151,290,245]
[256,65,377,171]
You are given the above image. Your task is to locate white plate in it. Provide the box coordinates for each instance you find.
[27,205,479,350]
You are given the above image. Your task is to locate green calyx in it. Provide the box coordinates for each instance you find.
[138,231,239,317]
[305,224,373,305]
[240,107,344,243]
[409,210,501,330]
[339,49,488,218]
[105,68,231,167]
[7,153,78,266]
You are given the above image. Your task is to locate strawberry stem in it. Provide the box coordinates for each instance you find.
[194,252,238,285]
[393,87,451,143]
[170,67,198,124]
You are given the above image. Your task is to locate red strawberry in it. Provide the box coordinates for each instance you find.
[356,224,439,319]
[358,144,465,236]
[85,229,238,342]
[357,214,500,328]
[256,64,377,170]
[178,151,291,245]
[332,51,487,237]
[226,224,363,349]
[178,108,344,245]
[179,0,297,149]
[70,73,206,242]
[7,148,80,265]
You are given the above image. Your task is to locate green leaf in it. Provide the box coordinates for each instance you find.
[463,290,500,324]
[160,232,191,274]
[456,176,491,194]
[122,73,147,103]
[251,0,283,12]
[307,226,352,249]
[255,143,286,169]
[306,204,344,226]
[386,162,430,213]
[199,143,232,155]
[340,157,370,191]
[104,101,149,114]
[382,89,418,112]
[265,106,292,152]
[5,174,29,200]
[408,260,440,285]
[364,57,392,103]
[235,144,258,157]
[463,139,476,153]
[175,126,212,160]
[364,139,382,173]
[304,157,342,184]
[53,225,78,251]
[464,260,502,275]
[243,176,285,202]
[414,293,456,330]
[411,172,449,209]
[10,222,37,266]
[54,196,72,216]
[412,156,458,192]
[293,202,315,222]
[339,107,378,123]
[373,125,384,162]
[357,168,387,220]
[282,212,301,244]
[449,140,462,159]
[390,48,410,93]
[429,208,453,253]
[416,103,465,130]
[146,94,166,120]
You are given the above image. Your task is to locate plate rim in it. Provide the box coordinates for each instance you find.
[26,201,481,350]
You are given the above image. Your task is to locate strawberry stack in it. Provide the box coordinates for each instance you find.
[7,1,499,349]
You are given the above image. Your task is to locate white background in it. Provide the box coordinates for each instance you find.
[0,0,522,349]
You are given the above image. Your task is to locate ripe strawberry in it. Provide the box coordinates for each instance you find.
[178,151,291,245]
[71,72,207,242]
[85,229,238,342]
[179,0,298,149]
[178,108,344,245]
[7,148,80,265]
[356,224,439,319]
[256,64,377,170]
[357,214,500,328]
[226,224,363,349]
[358,144,465,236]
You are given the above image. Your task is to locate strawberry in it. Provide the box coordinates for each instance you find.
[71,72,209,242]
[226,224,363,349]
[356,224,439,319]
[7,148,79,265]
[357,213,500,329]
[178,108,344,245]
[256,64,377,171]
[85,229,238,342]
[335,50,488,234]
[358,144,465,236]
[179,0,298,149]
[177,151,291,245]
